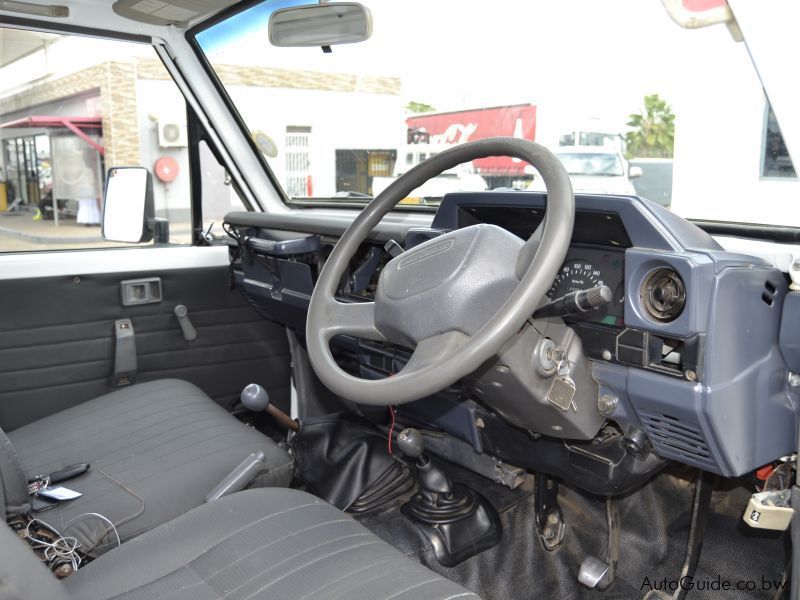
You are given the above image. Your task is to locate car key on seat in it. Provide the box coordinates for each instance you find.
[48,463,90,484]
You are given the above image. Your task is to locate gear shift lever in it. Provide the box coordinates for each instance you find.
[396,428,453,502]
[241,383,299,432]
[395,428,502,566]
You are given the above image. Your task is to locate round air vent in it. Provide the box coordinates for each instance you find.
[641,268,686,322]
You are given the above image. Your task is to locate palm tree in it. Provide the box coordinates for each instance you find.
[625,94,675,158]
[406,101,437,114]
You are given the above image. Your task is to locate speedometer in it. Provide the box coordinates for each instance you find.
[548,260,605,299]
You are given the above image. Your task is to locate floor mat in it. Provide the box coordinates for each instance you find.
[356,464,788,599]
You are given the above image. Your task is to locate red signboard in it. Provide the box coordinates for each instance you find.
[406,104,537,175]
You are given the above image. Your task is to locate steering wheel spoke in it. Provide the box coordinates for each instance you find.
[402,330,471,374]
[319,299,385,342]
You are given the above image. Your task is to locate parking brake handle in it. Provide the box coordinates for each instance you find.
[174,305,197,341]
[205,451,267,502]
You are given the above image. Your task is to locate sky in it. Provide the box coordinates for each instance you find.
[196,0,758,129]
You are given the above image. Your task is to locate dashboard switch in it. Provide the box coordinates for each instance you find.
[617,329,645,349]
[617,346,645,366]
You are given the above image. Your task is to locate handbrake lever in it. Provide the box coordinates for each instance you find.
[534,285,612,319]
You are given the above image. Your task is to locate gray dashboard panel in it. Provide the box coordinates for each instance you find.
[431,192,714,252]
[780,292,800,371]
[432,192,795,477]
[228,191,798,477]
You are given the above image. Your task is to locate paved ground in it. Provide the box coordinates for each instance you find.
[0,212,192,251]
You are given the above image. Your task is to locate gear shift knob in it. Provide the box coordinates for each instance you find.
[241,383,271,412]
[398,428,454,499]
[240,383,300,432]
[396,428,425,459]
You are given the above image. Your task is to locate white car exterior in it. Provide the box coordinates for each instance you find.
[529,146,639,195]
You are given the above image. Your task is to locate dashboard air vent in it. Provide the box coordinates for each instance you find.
[762,281,777,306]
[640,412,715,469]
[640,268,686,323]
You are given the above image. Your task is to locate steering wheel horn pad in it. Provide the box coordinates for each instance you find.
[374,224,524,348]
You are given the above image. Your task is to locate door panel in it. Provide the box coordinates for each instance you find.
[0,264,290,430]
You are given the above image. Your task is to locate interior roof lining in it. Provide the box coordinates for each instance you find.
[112,0,239,27]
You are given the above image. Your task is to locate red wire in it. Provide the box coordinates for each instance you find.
[387,406,397,454]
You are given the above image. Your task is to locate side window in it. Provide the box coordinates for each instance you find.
[762,104,796,179]
[0,28,191,251]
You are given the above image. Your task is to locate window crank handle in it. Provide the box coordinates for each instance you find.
[174,304,198,341]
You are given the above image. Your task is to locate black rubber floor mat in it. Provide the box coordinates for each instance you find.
[357,464,788,600]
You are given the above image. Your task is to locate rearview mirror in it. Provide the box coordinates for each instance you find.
[629,165,643,179]
[269,2,372,47]
[102,167,154,243]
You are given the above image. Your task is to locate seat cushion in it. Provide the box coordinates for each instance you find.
[64,487,480,600]
[8,379,293,555]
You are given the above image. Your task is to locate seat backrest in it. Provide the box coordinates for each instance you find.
[0,522,72,600]
[0,427,29,516]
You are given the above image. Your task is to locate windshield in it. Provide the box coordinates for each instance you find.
[194,0,797,226]
[557,153,624,177]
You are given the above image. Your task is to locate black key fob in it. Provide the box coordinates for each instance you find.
[49,463,90,484]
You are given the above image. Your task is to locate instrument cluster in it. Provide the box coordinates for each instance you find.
[548,247,625,327]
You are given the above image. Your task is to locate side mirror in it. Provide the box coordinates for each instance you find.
[629,165,643,179]
[268,2,372,48]
[102,167,155,243]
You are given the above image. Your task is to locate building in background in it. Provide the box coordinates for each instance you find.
[209,63,404,198]
[0,31,405,230]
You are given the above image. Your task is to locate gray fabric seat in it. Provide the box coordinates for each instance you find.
[5,379,293,555]
[0,487,480,600]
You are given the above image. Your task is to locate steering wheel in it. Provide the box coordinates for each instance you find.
[306,137,574,406]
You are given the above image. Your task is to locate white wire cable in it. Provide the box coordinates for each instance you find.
[62,512,122,549]
[24,518,81,572]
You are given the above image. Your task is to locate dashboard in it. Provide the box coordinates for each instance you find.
[224,190,796,488]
